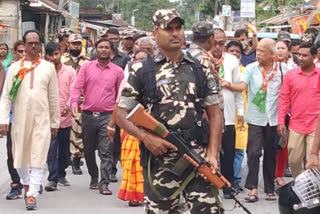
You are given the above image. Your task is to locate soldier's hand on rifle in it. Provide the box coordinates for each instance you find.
[142,132,177,156]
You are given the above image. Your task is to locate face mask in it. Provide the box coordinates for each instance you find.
[69,49,81,57]
[241,41,248,50]
[113,42,119,49]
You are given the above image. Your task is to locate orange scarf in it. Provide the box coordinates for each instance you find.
[9,57,41,100]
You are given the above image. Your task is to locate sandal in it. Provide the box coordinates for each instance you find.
[245,194,259,202]
[266,193,277,201]
[128,201,143,207]
[275,177,286,186]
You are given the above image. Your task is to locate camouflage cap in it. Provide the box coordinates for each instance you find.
[192,21,214,37]
[121,29,135,39]
[69,33,82,43]
[277,31,291,42]
[152,8,184,29]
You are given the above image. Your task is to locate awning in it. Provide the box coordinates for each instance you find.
[259,14,290,25]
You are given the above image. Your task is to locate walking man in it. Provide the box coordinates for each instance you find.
[70,38,123,195]
[5,40,25,200]
[223,38,286,202]
[0,30,60,210]
[44,42,76,191]
[62,33,90,175]
[211,28,244,199]
[117,9,223,213]
[277,42,320,178]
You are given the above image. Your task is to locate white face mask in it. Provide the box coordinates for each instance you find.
[241,41,248,50]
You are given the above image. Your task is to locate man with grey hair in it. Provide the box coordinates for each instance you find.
[137,37,155,55]
[221,38,287,202]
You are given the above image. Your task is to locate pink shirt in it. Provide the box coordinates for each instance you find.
[278,66,320,133]
[70,60,123,112]
[57,64,76,128]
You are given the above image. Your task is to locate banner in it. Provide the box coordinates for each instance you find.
[241,0,255,18]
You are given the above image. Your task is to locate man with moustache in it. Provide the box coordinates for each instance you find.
[0,30,60,210]
[116,9,223,213]
[62,33,90,175]
[278,43,320,178]
[44,42,76,191]
[70,39,123,195]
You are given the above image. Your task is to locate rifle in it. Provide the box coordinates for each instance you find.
[127,104,252,214]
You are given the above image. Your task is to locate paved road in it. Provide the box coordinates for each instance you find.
[0,136,288,214]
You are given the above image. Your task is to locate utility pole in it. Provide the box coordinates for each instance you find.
[58,0,65,29]
[214,0,219,17]
[223,0,230,30]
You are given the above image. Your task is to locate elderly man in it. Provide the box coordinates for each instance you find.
[0,30,59,210]
[223,38,286,202]
[137,37,155,55]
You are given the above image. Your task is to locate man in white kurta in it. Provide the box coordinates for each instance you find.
[0,30,59,210]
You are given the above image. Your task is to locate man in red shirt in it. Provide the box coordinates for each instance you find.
[70,39,124,195]
[277,42,320,178]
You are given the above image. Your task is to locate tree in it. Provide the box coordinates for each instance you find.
[117,0,176,31]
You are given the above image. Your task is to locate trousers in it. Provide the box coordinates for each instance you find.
[16,164,43,197]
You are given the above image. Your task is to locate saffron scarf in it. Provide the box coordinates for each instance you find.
[252,61,278,113]
[9,57,41,100]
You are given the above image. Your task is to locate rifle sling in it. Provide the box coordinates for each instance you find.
[147,153,196,200]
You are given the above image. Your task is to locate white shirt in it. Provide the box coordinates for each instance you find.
[221,53,244,125]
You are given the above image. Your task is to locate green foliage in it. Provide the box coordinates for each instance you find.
[117,0,176,31]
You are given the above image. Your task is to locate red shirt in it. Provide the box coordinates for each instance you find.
[70,60,124,112]
[277,66,320,133]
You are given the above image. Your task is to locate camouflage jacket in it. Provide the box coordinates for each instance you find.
[119,51,219,131]
[61,52,90,72]
[188,43,224,110]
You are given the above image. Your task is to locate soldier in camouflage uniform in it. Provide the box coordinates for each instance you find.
[117,9,224,214]
[188,21,224,113]
[62,33,90,175]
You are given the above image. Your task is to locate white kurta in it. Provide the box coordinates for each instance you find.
[0,59,60,168]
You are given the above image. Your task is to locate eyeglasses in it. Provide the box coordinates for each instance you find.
[17,50,25,53]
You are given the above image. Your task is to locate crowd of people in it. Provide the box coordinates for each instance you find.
[0,7,320,213]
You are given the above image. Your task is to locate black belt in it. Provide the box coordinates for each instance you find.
[83,110,112,117]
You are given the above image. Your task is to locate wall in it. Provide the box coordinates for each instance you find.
[0,0,19,48]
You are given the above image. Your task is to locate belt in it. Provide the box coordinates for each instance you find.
[83,110,112,117]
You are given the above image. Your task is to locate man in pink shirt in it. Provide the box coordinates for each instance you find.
[277,42,320,178]
[44,42,76,191]
[70,39,123,195]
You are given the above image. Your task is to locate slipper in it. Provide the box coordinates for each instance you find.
[274,178,286,186]
[245,194,259,203]
[266,193,277,201]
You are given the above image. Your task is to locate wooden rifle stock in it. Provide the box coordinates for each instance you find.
[126,104,231,189]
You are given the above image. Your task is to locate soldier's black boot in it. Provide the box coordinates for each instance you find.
[72,157,83,175]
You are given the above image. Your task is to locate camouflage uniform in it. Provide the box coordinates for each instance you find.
[188,21,224,111]
[61,34,90,158]
[119,9,224,214]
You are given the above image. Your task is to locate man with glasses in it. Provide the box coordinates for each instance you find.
[211,28,244,199]
[13,41,25,61]
[0,30,60,210]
